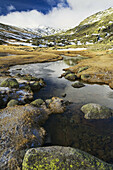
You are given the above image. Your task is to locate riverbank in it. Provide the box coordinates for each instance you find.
[0,45,62,75]
[55,48,113,87]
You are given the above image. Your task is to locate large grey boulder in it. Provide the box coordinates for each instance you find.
[81,103,113,119]
[22,146,113,170]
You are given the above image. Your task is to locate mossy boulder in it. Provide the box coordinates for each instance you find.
[65,73,78,81]
[78,66,89,73]
[22,74,38,81]
[0,78,19,88]
[30,81,41,91]
[31,99,44,107]
[7,99,19,107]
[81,103,113,119]
[22,146,113,170]
[72,82,85,88]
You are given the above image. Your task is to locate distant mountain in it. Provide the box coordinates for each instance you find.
[25,26,63,37]
[0,23,63,46]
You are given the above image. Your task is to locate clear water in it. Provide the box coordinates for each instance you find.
[9,56,113,163]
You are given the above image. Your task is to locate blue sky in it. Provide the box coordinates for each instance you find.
[0,0,69,15]
[0,0,113,29]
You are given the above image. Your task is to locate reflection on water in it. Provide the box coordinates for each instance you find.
[9,55,113,163]
[44,104,113,163]
[63,55,88,66]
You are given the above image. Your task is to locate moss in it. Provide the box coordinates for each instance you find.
[0,78,19,88]
[65,73,78,81]
[7,99,19,107]
[30,99,44,107]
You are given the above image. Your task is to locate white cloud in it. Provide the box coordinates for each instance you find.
[0,0,113,29]
[7,5,16,12]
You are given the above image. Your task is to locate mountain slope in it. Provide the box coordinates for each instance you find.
[60,7,113,45]
[0,23,63,46]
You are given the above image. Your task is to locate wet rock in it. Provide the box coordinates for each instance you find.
[72,82,85,88]
[30,81,41,91]
[19,83,31,92]
[31,99,44,107]
[45,99,52,107]
[61,70,72,77]
[21,74,38,81]
[78,66,89,73]
[22,146,113,170]
[81,103,113,119]
[65,73,78,81]
[39,78,45,87]
[0,104,50,169]
[0,78,19,88]
[61,93,66,97]
[0,87,33,106]
[30,79,45,91]
[7,99,18,107]
[49,97,66,114]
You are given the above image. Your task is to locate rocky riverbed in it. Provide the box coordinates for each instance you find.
[1,46,113,169]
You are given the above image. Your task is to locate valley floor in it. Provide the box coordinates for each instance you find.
[1,44,113,88]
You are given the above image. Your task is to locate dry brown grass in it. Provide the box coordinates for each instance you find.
[0,45,62,72]
[1,45,113,86]
[62,49,113,85]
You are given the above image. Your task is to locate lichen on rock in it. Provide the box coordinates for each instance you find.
[81,103,113,119]
[22,146,113,170]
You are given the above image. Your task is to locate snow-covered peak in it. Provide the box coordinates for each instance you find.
[25,25,64,37]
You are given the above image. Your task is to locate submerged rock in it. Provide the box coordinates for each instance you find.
[72,82,85,88]
[81,103,113,119]
[22,146,113,170]
[0,78,19,88]
[49,97,66,114]
[0,104,50,169]
[65,73,78,81]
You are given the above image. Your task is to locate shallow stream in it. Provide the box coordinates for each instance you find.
[9,55,113,163]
